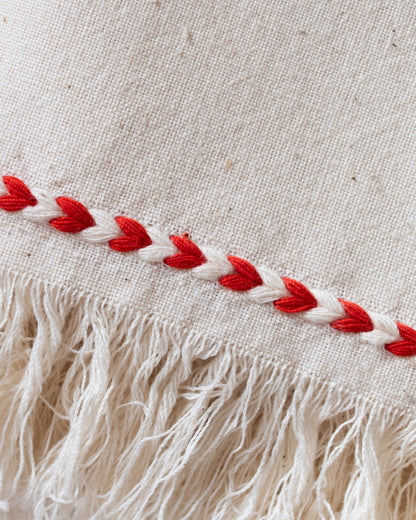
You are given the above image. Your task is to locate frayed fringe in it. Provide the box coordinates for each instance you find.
[0,270,415,520]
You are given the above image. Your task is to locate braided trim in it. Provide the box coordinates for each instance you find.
[0,175,414,357]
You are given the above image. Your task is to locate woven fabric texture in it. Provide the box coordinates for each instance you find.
[0,0,415,412]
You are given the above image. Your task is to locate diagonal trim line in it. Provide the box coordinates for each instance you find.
[0,174,415,357]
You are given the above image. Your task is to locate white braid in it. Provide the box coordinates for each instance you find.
[247,266,288,304]
[138,227,178,262]
[192,246,233,281]
[21,189,65,223]
[362,312,401,347]
[80,209,122,243]
[304,289,346,324]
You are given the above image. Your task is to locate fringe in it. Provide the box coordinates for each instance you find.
[0,269,415,520]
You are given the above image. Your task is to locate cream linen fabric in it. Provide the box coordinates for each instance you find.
[0,0,415,413]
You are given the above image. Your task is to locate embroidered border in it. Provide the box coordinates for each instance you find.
[1,175,415,357]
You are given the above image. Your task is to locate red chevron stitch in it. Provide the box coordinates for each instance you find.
[219,256,263,291]
[109,216,152,252]
[164,234,206,269]
[1,174,416,357]
[49,197,95,233]
[385,323,416,357]
[330,300,373,333]
[0,176,37,211]
[273,278,317,313]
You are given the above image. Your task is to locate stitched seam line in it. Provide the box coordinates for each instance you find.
[1,175,414,357]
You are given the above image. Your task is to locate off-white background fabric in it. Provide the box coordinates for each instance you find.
[0,0,416,411]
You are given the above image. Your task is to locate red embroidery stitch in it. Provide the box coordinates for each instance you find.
[0,176,37,211]
[273,278,317,313]
[330,300,373,333]
[386,323,416,357]
[109,216,152,252]
[219,256,263,291]
[49,197,95,233]
[164,234,206,269]
[1,174,416,357]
